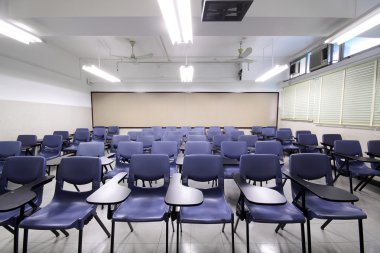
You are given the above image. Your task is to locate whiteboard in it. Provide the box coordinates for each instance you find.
[91,92,278,127]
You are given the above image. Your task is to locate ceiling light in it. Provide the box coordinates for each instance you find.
[255,65,288,82]
[180,65,194,82]
[82,65,121,83]
[325,7,380,45]
[157,0,193,44]
[0,20,42,45]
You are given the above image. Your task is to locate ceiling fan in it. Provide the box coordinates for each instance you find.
[231,40,253,63]
[112,39,154,63]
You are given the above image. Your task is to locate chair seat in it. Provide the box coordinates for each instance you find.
[113,187,168,222]
[304,194,367,220]
[20,200,96,230]
[180,188,232,224]
[283,144,299,151]
[63,145,79,152]
[245,202,305,223]
[345,164,380,177]
[39,153,60,160]
[224,165,239,179]
[0,209,21,226]
[103,166,129,181]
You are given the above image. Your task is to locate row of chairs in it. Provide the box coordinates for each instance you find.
[0,152,367,253]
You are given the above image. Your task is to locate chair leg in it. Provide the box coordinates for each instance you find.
[111,221,115,253]
[59,229,69,237]
[128,222,133,232]
[50,230,60,237]
[4,225,14,234]
[78,229,83,253]
[172,219,175,232]
[301,223,306,253]
[94,214,110,237]
[180,221,182,233]
[14,226,19,253]
[22,228,28,253]
[321,219,332,230]
[354,179,365,191]
[166,220,169,253]
[74,184,80,192]
[358,176,374,191]
[231,219,235,253]
[222,223,225,232]
[234,219,239,233]
[358,219,364,253]
[275,223,283,233]
[306,218,312,253]
[176,218,180,253]
[245,220,249,253]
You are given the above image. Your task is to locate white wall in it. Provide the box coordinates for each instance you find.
[0,38,92,140]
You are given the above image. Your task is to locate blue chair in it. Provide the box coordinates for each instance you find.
[187,135,207,142]
[184,141,211,155]
[165,126,177,131]
[136,134,155,152]
[142,128,161,140]
[224,126,237,135]
[208,126,221,132]
[179,126,190,136]
[38,135,62,160]
[321,134,342,177]
[110,135,130,153]
[0,156,46,253]
[298,134,320,153]
[187,130,204,136]
[0,141,22,175]
[162,133,182,148]
[76,142,104,157]
[20,156,110,253]
[289,153,367,253]
[212,134,231,154]
[230,130,245,141]
[334,140,380,192]
[261,127,276,140]
[276,130,299,154]
[111,154,170,253]
[127,131,141,141]
[92,126,106,142]
[53,131,70,148]
[207,129,221,141]
[221,141,247,179]
[17,135,37,156]
[250,126,262,135]
[236,154,306,253]
[367,140,380,170]
[103,141,144,181]
[152,141,178,176]
[238,135,258,153]
[295,130,311,140]
[278,128,292,135]
[180,154,235,252]
[106,126,120,141]
[63,129,90,153]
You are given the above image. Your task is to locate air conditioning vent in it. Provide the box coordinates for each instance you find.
[201,0,253,22]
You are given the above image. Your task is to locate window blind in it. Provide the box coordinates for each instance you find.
[294,81,310,120]
[309,77,321,122]
[281,85,296,119]
[373,60,380,126]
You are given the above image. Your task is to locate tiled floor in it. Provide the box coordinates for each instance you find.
[2,157,380,253]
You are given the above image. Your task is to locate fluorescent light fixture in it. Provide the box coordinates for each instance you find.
[157,0,193,44]
[325,7,380,45]
[0,19,42,45]
[255,65,288,82]
[180,65,194,82]
[82,65,121,83]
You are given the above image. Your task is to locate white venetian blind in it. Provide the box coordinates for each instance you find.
[309,77,321,122]
[294,81,310,120]
[373,59,380,126]
[319,70,345,124]
[281,85,296,119]
[342,61,376,126]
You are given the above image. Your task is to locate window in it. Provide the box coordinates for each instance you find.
[343,37,380,58]
[319,71,344,124]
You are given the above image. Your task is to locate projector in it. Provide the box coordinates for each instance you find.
[201,0,254,22]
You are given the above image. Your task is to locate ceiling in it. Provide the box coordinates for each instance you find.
[0,0,379,85]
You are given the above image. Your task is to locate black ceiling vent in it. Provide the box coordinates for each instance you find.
[201,0,253,22]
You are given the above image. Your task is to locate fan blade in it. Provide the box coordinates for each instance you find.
[136,53,154,59]
[240,47,252,58]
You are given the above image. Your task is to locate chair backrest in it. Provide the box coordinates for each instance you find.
[136,134,155,149]
[230,130,245,141]
[185,141,211,155]
[116,141,143,164]
[187,130,204,136]
[107,126,120,135]
[322,134,342,146]
[208,126,221,132]
[238,135,258,148]
[77,142,104,157]
[0,156,46,206]
[0,141,22,160]
[289,153,333,198]
[295,130,311,140]
[298,134,318,146]
[212,134,231,148]
[221,141,247,159]
[278,128,292,135]
[162,134,182,147]
[334,140,362,157]
[276,129,292,140]
[187,135,207,142]
[255,141,283,160]
[180,126,190,136]
[240,154,282,191]
[17,135,37,147]
[127,131,141,141]
[56,156,101,195]
[74,129,90,144]
[182,154,224,189]
[368,140,380,169]
[53,131,69,140]
[151,141,178,159]
[224,126,236,134]
[261,127,276,137]
[110,135,130,152]
[92,127,106,141]
[251,126,262,134]
[207,130,221,141]
[128,154,170,188]
[40,135,62,156]
[165,126,177,131]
